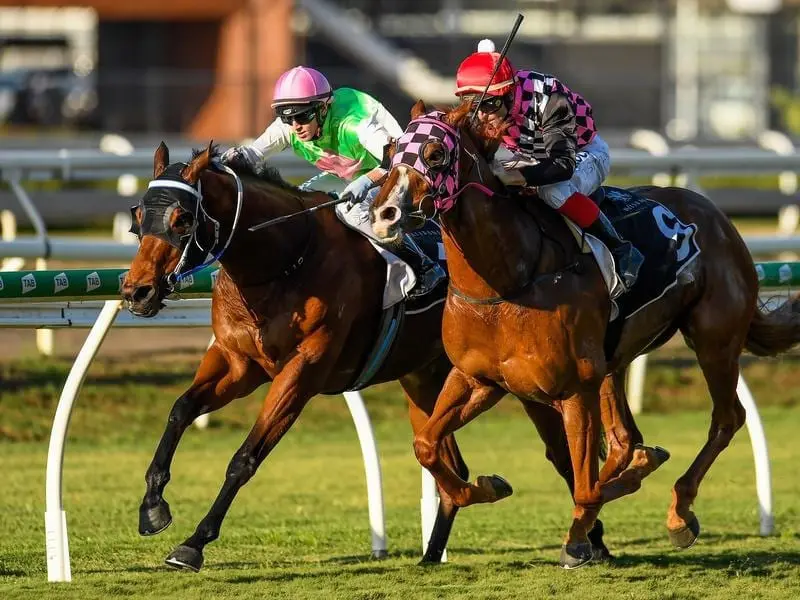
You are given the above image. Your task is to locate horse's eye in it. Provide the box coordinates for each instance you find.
[427,149,447,166]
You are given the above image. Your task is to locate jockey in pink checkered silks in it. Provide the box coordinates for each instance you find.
[456,40,643,290]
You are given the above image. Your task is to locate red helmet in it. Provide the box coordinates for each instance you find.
[455,39,516,97]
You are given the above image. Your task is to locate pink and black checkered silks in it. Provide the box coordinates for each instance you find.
[391,111,461,211]
[503,70,597,159]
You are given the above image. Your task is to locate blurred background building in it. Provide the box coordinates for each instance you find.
[0,0,798,145]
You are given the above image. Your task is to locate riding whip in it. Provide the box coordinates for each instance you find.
[248,194,350,232]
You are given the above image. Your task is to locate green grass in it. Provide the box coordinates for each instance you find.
[3,342,800,443]
[2,356,800,598]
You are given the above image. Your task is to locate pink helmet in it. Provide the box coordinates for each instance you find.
[271,66,333,108]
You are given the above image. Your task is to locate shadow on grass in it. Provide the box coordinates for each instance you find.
[609,548,800,575]
[71,542,800,584]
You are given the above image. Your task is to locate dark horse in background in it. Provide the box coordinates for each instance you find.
[122,142,621,572]
[370,100,800,568]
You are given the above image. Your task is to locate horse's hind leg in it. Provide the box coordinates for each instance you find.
[400,356,467,564]
[666,301,751,549]
[519,399,612,560]
[139,343,266,536]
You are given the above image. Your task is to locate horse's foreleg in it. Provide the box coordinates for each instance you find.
[598,370,638,481]
[560,388,604,569]
[139,343,266,536]
[595,369,670,502]
[412,368,507,509]
[400,356,468,564]
[519,399,611,561]
[164,353,322,572]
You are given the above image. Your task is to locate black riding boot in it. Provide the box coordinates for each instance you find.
[396,234,446,298]
[583,212,644,290]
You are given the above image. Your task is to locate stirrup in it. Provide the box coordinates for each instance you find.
[409,263,446,298]
[613,245,644,290]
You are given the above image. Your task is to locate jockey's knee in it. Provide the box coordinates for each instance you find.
[537,181,575,210]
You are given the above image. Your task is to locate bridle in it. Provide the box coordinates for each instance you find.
[130,160,244,291]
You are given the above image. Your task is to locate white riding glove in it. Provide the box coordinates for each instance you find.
[489,158,528,187]
[220,145,264,168]
[340,173,375,211]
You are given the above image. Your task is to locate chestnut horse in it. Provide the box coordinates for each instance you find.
[121,142,617,571]
[370,100,800,568]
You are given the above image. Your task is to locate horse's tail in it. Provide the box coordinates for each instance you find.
[745,293,800,357]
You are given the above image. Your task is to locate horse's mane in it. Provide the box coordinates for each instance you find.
[192,145,300,193]
[443,100,507,159]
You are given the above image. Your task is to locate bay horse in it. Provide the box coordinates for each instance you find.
[370,100,800,568]
[121,141,617,571]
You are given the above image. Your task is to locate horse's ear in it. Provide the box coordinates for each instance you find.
[154,141,169,178]
[410,99,427,120]
[183,140,214,184]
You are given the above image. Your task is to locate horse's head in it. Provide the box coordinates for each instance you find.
[121,141,220,317]
[371,99,501,242]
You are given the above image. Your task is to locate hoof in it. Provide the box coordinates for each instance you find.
[668,515,700,549]
[419,554,444,565]
[165,545,204,572]
[476,474,513,502]
[139,501,172,536]
[591,544,614,562]
[652,445,671,465]
[587,519,614,562]
[560,542,593,569]
[371,549,388,560]
[634,443,671,467]
[420,544,447,565]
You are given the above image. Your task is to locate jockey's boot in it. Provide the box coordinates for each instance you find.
[584,212,645,291]
[398,234,446,298]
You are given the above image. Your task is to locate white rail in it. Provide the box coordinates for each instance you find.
[4,298,396,582]
[2,146,800,181]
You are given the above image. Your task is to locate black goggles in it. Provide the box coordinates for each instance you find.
[472,95,505,114]
[279,108,317,125]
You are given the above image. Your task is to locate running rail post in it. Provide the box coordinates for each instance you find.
[736,374,774,536]
[342,391,388,557]
[45,299,122,581]
[421,468,447,561]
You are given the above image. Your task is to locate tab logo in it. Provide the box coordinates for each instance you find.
[178,274,194,289]
[118,271,129,290]
[54,272,69,294]
[779,264,792,284]
[210,269,220,288]
[86,271,101,292]
[21,273,36,293]
[0,274,4,292]
[755,264,765,282]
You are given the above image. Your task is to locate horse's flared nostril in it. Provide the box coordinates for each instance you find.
[130,285,155,304]
[378,205,400,225]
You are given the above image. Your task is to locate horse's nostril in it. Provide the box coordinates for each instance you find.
[379,206,400,224]
[131,285,154,304]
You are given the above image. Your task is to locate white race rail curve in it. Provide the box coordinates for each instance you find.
[0,297,441,582]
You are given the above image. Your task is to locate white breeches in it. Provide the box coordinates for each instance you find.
[537,133,611,209]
